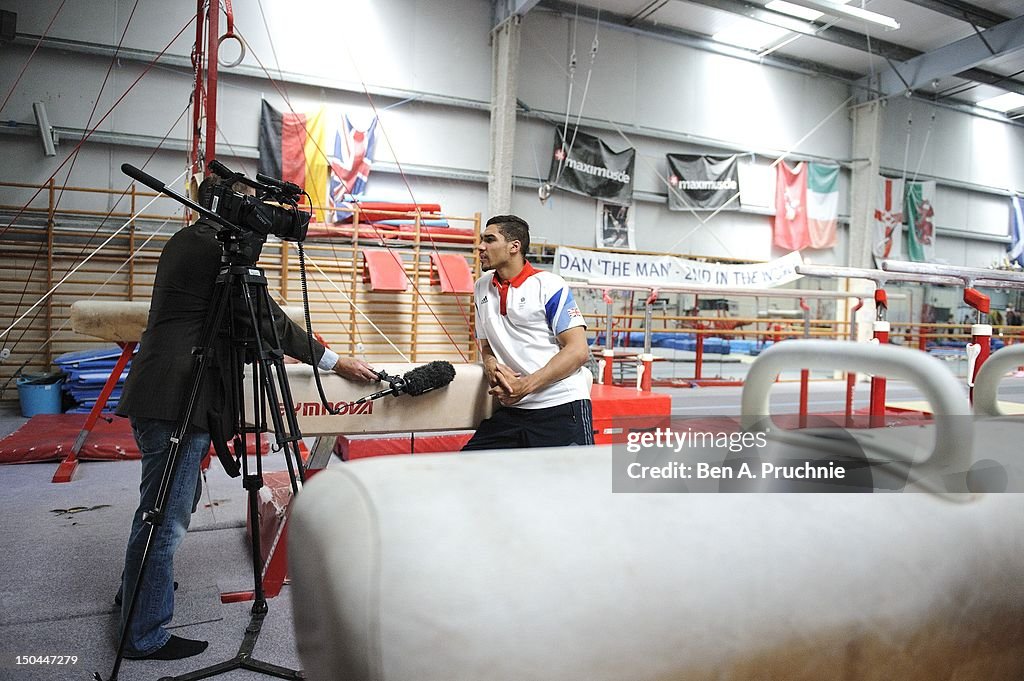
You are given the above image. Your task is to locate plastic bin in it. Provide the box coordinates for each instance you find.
[16,372,65,417]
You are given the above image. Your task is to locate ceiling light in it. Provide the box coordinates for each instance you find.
[773,0,900,30]
[976,92,1024,113]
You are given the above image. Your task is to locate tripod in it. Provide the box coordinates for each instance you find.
[99,229,308,681]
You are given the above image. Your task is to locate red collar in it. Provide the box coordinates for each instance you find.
[492,262,539,315]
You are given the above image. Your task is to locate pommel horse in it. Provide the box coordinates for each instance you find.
[68,300,495,482]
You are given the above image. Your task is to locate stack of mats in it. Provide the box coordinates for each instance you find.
[53,346,134,414]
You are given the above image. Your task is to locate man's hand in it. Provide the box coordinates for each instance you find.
[332,356,378,382]
[488,364,532,406]
[484,361,520,389]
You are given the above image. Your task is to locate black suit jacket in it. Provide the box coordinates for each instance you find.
[117,219,326,435]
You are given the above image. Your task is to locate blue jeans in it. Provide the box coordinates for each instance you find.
[119,416,208,656]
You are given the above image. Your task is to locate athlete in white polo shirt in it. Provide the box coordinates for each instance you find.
[462,214,594,450]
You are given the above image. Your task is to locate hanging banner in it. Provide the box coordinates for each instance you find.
[666,154,740,212]
[773,161,809,251]
[806,162,839,249]
[547,129,635,204]
[1008,195,1024,268]
[872,176,904,262]
[555,246,803,289]
[258,100,330,223]
[905,180,936,262]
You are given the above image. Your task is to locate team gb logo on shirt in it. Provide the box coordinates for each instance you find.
[568,306,583,318]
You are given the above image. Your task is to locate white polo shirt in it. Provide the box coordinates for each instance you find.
[474,261,590,409]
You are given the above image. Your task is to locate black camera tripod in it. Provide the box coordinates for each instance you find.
[97,236,310,681]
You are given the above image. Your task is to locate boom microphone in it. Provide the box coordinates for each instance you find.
[402,360,457,396]
[355,361,456,404]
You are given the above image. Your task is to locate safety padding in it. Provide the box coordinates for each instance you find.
[589,383,671,443]
[289,447,1024,681]
[334,432,474,460]
[428,253,474,293]
[362,250,409,292]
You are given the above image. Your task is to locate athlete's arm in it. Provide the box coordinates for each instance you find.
[490,326,590,405]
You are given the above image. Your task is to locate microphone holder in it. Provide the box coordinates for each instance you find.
[355,370,408,404]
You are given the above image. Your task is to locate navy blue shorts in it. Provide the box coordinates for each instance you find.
[461,399,594,451]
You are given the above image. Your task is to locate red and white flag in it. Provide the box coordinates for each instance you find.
[873,176,904,261]
[773,161,809,251]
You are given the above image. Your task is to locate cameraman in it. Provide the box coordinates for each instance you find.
[114,172,377,661]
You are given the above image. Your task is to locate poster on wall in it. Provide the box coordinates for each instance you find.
[547,129,635,204]
[666,154,740,212]
[596,201,636,250]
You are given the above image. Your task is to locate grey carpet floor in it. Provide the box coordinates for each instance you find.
[0,408,305,680]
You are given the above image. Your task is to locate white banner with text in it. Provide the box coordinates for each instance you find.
[554,247,804,289]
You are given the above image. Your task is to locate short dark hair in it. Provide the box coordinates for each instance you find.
[485,214,530,255]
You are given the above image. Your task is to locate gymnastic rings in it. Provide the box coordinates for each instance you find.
[217,32,245,68]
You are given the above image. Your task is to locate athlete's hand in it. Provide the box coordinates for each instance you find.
[332,356,378,382]
[488,365,531,406]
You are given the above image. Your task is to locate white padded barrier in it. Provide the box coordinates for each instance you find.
[289,448,1024,681]
[741,340,975,492]
[973,344,1024,417]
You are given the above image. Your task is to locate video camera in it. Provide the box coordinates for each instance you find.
[206,159,310,242]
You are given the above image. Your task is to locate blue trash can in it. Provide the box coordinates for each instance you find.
[16,372,65,417]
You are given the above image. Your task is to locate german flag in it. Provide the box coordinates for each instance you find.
[258,100,329,223]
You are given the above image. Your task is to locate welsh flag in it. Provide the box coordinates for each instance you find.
[806,162,839,249]
[905,180,936,262]
[773,161,809,251]
[872,176,904,262]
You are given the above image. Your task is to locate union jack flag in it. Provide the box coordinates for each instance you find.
[328,115,378,223]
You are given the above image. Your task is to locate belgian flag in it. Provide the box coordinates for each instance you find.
[258,100,329,223]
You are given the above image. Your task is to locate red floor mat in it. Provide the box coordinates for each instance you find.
[0,413,138,463]
[0,414,274,464]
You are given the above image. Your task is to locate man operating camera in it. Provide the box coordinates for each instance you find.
[113,169,376,661]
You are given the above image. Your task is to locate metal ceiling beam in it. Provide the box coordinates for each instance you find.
[896,0,1011,30]
[679,0,1024,98]
[856,15,1024,100]
[537,0,862,81]
[493,0,543,27]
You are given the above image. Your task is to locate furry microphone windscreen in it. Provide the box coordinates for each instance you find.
[402,361,457,396]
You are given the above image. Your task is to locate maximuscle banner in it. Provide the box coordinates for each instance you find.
[548,129,635,204]
[555,246,803,289]
[666,154,740,212]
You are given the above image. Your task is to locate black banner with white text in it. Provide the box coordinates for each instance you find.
[548,129,635,204]
[666,154,740,212]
